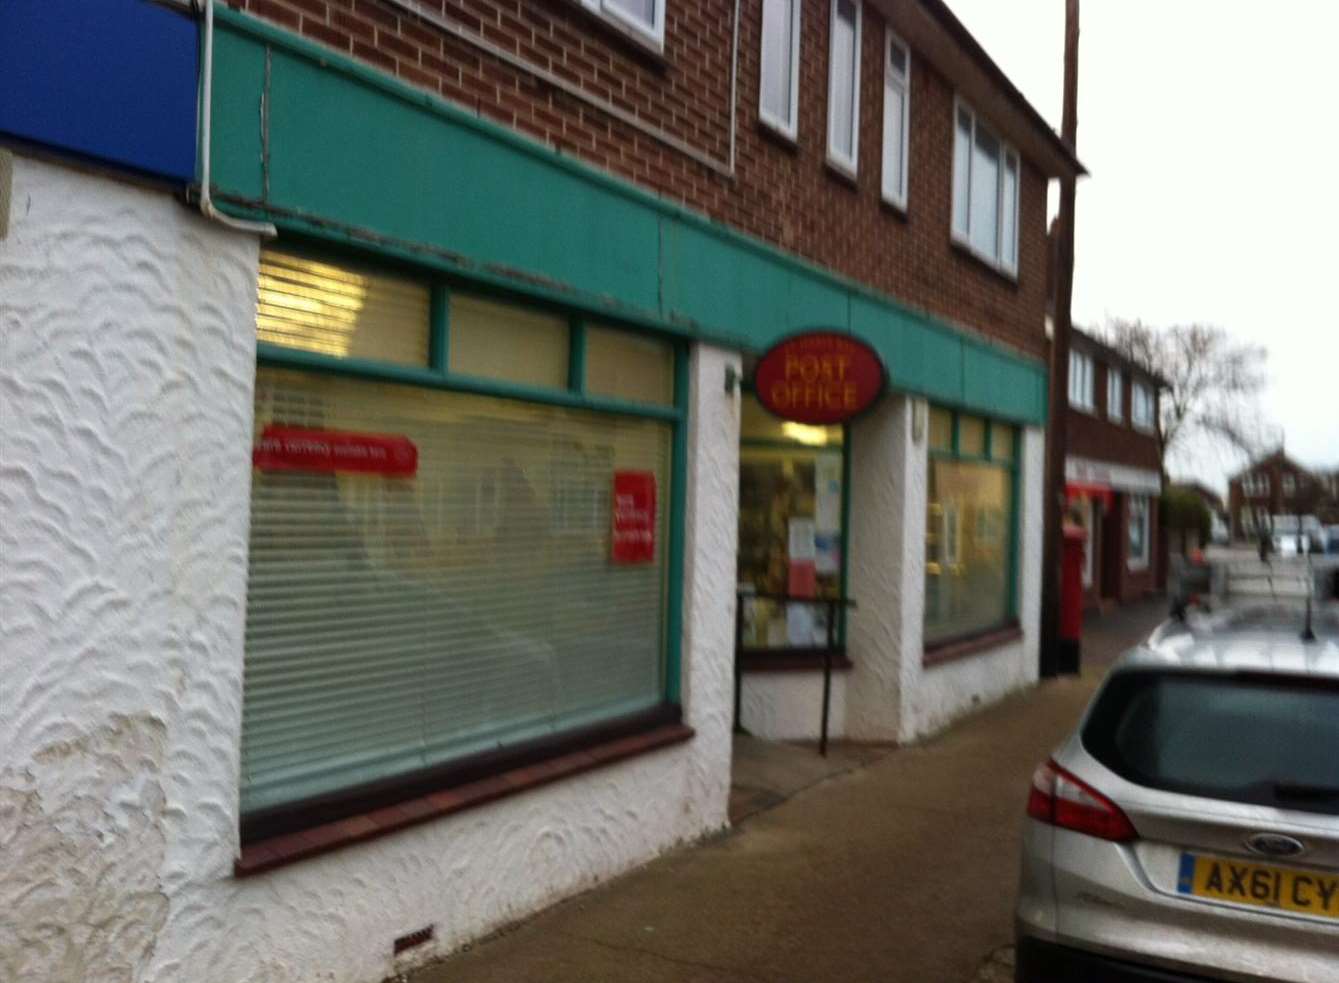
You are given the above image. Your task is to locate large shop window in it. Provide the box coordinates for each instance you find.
[925,407,1019,646]
[241,247,681,828]
[1128,494,1151,570]
[737,394,846,653]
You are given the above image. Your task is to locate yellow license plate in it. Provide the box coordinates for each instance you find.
[1178,852,1339,919]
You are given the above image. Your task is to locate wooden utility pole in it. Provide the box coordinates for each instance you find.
[1041,0,1080,677]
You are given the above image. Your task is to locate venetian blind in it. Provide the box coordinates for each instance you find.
[241,367,671,815]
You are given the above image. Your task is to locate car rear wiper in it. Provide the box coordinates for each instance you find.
[1273,781,1339,801]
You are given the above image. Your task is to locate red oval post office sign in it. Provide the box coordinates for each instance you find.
[753,331,886,424]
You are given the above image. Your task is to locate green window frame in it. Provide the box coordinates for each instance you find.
[243,241,689,839]
[924,407,1022,649]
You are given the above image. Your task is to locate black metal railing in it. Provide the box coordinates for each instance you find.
[734,592,857,756]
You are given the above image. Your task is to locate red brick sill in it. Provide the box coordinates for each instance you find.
[235,722,694,877]
[923,622,1023,668]
[738,651,854,673]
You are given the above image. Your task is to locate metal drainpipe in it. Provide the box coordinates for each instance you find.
[197,0,277,237]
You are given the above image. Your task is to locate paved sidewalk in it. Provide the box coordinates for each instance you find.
[408,600,1166,983]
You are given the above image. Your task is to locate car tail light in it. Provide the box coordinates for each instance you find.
[1027,759,1137,842]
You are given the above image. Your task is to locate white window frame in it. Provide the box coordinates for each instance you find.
[1068,350,1094,411]
[1106,367,1123,422]
[880,28,910,208]
[1131,381,1155,432]
[1127,494,1151,570]
[759,0,803,140]
[825,0,862,177]
[951,98,1021,276]
[580,0,665,52]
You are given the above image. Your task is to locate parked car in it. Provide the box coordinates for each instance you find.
[1015,603,1339,982]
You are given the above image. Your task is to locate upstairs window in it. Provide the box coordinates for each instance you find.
[826,0,862,175]
[582,0,665,49]
[880,29,910,208]
[1282,474,1296,497]
[952,100,1020,275]
[1107,367,1123,421]
[759,0,802,139]
[1242,473,1269,497]
[1068,350,1094,410]
[1132,381,1155,431]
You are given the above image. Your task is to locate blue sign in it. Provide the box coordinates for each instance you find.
[0,0,199,183]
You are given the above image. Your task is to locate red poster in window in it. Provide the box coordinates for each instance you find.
[611,471,656,564]
[252,425,418,477]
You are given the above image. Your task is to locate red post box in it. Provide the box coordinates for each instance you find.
[1058,524,1086,674]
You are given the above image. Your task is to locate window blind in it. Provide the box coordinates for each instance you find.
[241,368,671,815]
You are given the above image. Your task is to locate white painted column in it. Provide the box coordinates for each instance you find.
[678,342,742,830]
[844,393,926,741]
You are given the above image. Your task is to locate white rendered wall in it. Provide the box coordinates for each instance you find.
[739,672,847,741]
[0,155,737,983]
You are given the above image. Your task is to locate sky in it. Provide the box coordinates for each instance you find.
[945,0,1339,494]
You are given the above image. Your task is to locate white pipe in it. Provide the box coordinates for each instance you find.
[198,0,277,236]
[385,0,738,179]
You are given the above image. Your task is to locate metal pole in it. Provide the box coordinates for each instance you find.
[819,600,834,757]
[733,593,745,733]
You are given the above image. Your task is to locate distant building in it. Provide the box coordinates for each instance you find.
[1227,450,1333,540]
[1063,327,1167,608]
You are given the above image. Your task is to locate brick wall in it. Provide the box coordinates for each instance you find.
[228,0,1051,361]
[1066,356,1160,472]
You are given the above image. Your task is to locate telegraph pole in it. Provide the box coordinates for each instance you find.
[1041,0,1080,677]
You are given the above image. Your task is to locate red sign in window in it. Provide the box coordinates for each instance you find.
[611,471,656,564]
[252,425,418,477]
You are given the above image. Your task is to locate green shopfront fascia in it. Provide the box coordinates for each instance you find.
[206,8,1049,834]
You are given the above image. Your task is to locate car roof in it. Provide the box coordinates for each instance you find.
[1116,601,1339,680]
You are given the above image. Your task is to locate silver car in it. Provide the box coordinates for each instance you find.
[1016,602,1339,982]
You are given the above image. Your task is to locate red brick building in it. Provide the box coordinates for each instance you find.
[1063,327,1165,607]
[1228,450,1333,540]
[228,0,1077,360]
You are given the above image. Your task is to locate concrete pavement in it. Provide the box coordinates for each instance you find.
[406,599,1167,983]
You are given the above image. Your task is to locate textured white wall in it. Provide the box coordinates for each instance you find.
[0,156,736,983]
[739,672,847,741]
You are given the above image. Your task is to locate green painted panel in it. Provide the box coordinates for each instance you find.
[263,49,662,313]
[208,8,1048,425]
[209,25,266,196]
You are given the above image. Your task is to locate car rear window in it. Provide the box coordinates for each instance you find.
[1083,671,1339,816]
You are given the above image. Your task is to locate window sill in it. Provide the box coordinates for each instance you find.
[235,716,694,877]
[880,194,909,222]
[923,621,1023,668]
[824,156,860,188]
[739,648,853,673]
[758,117,799,150]
[565,2,668,67]
[949,235,1019,286]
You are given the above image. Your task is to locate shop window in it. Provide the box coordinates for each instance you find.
[928,406,953,452]
[737,393,846,651]
[952,100,1020,275]
[241,250,680,834]
[257,249,431,366]
[989,421,1015,462]
[880,29,910,208]
[585,325,674,406]
[1128,494,1151,569]
[957,414,986,457]
[925,406,1017,646]
[759,0,802,140]
[826,0,862,175]
[449,293,569,389]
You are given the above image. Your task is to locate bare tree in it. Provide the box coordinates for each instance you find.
[1100,320,1274,472]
